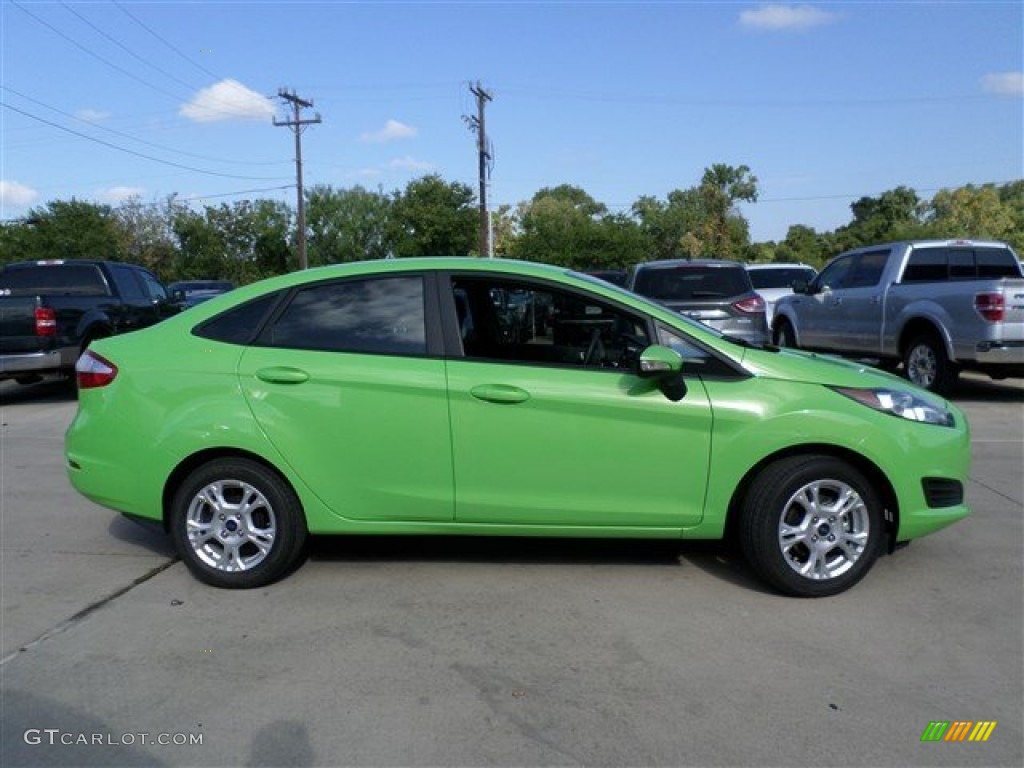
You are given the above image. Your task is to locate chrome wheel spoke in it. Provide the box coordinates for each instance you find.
[185,478,276,573]
[777,478,870,581]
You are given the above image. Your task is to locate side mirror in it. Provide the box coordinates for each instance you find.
[791,280,809,294]
[171,289,185,302]
[637,345,687,401]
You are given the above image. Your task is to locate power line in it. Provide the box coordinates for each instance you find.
[59,1,204,93]
[12,0,190,103]
[1,101,291,182]
[0,86,289,167]
[113,0,223,82]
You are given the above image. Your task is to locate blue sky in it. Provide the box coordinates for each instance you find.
[2,1,1022,242]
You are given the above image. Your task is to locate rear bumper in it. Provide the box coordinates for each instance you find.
[972,340,1024,367]
[0,350,66,378]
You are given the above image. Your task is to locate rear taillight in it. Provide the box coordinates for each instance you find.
[76,350,118,389]
[34,307,57,337]
[733,295,766,314]
[975,292,1005,323]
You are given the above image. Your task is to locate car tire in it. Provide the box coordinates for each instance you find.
[170,458,308,589]
[903,333,958,395]
[773,320,796,347]
[739,455,884,597]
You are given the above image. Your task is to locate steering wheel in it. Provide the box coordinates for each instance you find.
[583,328,606,367]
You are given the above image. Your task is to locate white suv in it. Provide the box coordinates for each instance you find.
[746,263,817,326]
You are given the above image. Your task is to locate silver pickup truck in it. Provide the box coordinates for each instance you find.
[771,240,1024,394]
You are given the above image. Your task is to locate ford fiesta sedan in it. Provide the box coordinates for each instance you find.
[66,258,970,596]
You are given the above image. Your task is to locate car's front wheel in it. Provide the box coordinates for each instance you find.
[739,456,884,597]
[773,319,796,347]
[170,458,308,588]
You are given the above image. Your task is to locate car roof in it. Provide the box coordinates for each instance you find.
[632,258,743,270]
[745,263,815,270]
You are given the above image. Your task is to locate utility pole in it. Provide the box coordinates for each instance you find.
[274,89,321,270]
[464,81,493,257]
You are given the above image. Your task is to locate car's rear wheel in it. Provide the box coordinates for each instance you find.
[170,458,307,588]
[903,333,958,395]
[739,456,884,597]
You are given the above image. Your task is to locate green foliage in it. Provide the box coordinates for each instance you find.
[172,200,291,284]
[389,175,477,258]
[5,174,1022,285]
[306,185,393,265]
[0,199,125,265]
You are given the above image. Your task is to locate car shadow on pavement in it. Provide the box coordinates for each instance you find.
[951,375,1024,404]
[307,536,774,593]
[107,515,177,558]
[0,379,76,405]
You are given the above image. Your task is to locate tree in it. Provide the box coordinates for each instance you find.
[0,199,125,264]
[389,175,477,258]
[833,186,926,249]
[306,185,393,265]
[926,184,1017,247]
[113,195,186,282]
[510,185,606,267]
[774,224,828,267]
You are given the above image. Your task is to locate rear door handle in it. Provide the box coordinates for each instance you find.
[255,367,309,384]
[470,384,530,404]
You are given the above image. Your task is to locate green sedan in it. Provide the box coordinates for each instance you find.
[65,258,970,596]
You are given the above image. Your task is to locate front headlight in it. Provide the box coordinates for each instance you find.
[830,387,955,427]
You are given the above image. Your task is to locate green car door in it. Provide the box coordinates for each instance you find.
[237,275,454,523]
[445,276,712,529]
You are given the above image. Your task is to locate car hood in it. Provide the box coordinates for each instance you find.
[738,345,914,391]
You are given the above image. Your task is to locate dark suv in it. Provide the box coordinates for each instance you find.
[626,259,769,345]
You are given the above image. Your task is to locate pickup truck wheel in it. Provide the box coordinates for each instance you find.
[773,320,796,347]
[903,334,958,395]
[739,456,884,597]
[170,458,308,589]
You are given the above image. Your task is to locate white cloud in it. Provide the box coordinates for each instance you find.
[0,180,39,208]
[981,71,1024,97]
[739,3,839,30]
[75,108,111,123]
[360,120,418,143]
[180,79,275,123]
[96,186,146,204]
[350,168,383,180]
[389,156,435,172]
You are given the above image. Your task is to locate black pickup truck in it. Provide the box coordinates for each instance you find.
[0,260,179,384]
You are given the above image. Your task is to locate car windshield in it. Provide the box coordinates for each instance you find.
[748,267,816,290]
[633,266,750,301]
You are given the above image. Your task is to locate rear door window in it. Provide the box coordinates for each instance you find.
[261,276,427,356]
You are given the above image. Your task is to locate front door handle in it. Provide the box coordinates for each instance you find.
[470,384,530,404]
[255,367,309,384]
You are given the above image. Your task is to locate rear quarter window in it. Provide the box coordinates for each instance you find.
[194,292,282,346]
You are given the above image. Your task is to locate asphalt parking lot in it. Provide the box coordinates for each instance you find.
[1,373,1021,767]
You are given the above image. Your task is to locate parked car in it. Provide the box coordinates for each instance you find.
[0,259,178,384]
[167,280,235,308]
[66,258,970,597]
[772,240,1024,394]
[626,259,769,345]
[745,263,817,326]
[584,269,628,287]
